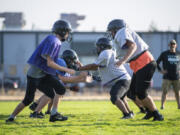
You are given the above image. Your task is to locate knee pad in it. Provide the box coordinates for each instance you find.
[110,96,117,105]
[137,91,148,100]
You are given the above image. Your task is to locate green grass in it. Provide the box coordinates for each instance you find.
[0,100,180,135]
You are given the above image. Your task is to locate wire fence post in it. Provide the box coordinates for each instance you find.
[0,64,5,95]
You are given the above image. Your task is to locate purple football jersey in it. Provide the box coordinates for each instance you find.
[28,35,61,75]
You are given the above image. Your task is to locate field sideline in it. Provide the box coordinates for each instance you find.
[0,101,180,135]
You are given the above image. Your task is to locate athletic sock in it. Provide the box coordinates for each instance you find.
[51,108,57,116]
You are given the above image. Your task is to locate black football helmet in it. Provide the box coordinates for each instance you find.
[106,19,126,39]
[61,49,79,70]
[95,37,112,55]
[52,20,72,41]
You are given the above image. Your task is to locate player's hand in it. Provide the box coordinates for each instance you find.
[79,72,93,83]
[85,75,93,83]
[67,69,76,75]
[115,59,125,67]
[76,60,83,67]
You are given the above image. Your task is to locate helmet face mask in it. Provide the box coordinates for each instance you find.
[96,46,102,55]
[105,30,116,40]
[61,50,79,70]
[52,20,72,41]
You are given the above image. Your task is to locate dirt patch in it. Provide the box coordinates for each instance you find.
[0,88,177,101]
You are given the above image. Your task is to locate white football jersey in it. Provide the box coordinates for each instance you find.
[114,27,149,59]
[94,49,131,85]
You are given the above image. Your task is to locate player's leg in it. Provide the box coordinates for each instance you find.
[134,97,146,113]
[29,95,45,111]
[115,99,129,114]
[161,79,170,109]
[33,96,51,114]
[172,80,180,109]
[30,76,55,118]
[110,80,132,119]
[122,97,133,115]
[6,76,37,122]
[45,99,53,114]
[46,75,67,122]
[121,80,134,116]
[127,74,146,113]
[136,61,163,121]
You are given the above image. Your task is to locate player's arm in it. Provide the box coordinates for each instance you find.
[156,53,163,71]
[58,72,91,83]
[79,51,108,71]
[116,40,137,66]
[47,55,75,75]
[79,64,99,71]
[156,53,167,74]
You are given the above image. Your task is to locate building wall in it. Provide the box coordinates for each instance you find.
[0,31,180,88]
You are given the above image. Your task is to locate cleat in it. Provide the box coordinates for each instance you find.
[39,112,44,117]
[153,114,164,121]
[153,111,164,121]
[6,117,14,122]
[45,110,51,115]
[121,113,133,119]
[129,111,134,117]
[49,112,68,122]
[29,102,38,111]
[30,112,44,118]
[142,111,153,120]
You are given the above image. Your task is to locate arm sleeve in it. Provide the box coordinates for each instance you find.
[94,51,109,68]
[156,53,163,71]
[41,40,59,60]
[116,28,135,49]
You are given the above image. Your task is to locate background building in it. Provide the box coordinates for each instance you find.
[60,13,85,30]
[0,12,26,30]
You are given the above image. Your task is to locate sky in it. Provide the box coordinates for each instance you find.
[0,0,180,32]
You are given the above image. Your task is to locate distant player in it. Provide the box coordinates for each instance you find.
[107,19,163,121]
[79,37,133,119]
[6,20,75,122]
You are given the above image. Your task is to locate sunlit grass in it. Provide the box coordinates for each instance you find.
[0,101,180,135]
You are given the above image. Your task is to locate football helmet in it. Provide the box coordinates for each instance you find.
[95,37,112,55]
[61,49,79,70]
[52,20,72,41]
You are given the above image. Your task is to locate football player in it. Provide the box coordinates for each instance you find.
[78,37,133,119]
[107,19,163,121]
[29,49,92,121]
[6,20,75,122]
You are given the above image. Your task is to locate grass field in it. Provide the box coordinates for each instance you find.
[0,100,180,135]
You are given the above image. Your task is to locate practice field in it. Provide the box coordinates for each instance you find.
[0,101,180,135]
